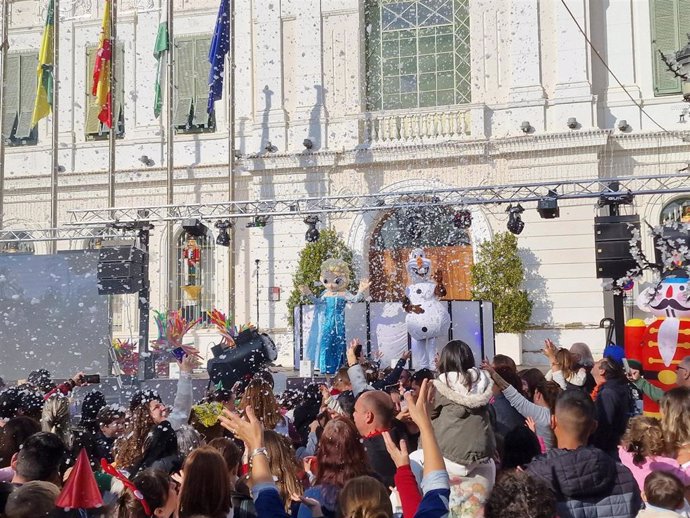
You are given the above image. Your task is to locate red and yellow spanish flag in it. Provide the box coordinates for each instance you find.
[92,0,112,127]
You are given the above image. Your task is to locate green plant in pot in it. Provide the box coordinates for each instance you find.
[471,232,533,360]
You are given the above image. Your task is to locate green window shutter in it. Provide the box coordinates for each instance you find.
[15,53,39,139]
[173,39,195,127]
[85,47,102,135]
[2,56,20,140]
[192,36,211,127]
[651,0,681,95]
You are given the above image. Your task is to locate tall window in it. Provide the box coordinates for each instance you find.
[175,230,215,323]
[85,45,125,139]
[661,197,690,224]
[2,53,39,146]
[174,36,216,133]
[650,0,690,96]
[365,0,470,111]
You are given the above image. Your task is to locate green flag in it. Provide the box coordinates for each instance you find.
[153,21,169,118]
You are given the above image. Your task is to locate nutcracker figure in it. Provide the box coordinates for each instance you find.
[635,273,690,414]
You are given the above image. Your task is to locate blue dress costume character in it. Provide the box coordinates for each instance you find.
[300,259,369,374]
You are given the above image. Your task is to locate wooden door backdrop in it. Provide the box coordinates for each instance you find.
[369,246,474,302]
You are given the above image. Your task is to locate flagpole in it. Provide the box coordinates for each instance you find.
[166,0,174,309]
[0,0,10,231]
[227,0,235,326]
[107,0,116,209]
[50,0,59,253]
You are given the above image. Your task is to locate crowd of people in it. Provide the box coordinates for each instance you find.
[0,338,688,518]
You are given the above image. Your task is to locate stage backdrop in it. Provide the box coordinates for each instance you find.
[294,301,495,371]
[0,250,110,381]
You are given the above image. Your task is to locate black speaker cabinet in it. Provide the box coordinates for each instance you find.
[97,246,146,294]
[594,215,640,279]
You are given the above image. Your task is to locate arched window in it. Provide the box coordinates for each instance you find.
[365,0,471,111]
[175,229,215,323]
[0,231,35,254]
[660,197,690,224]
[369,205,473,301]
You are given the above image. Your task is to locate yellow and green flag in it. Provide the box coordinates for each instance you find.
[31,0,55,127]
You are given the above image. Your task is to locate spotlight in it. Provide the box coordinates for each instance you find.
[617,119,631,132]
[453,209,472,229]
[304,215,320,242]
[246,215,269,228]
[233,150,243,159]
[537,190,560,219]
[264,141,278,153]
[303,138,314,150]
[139,155,155,167]
[598,181,634,207]
[214,220,232,247]
[520,121,532,133]
[567,117,579,129]
[506,204,525,235]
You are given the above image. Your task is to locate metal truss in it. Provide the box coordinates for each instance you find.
[0,226,137,243]
[66,172,690,226]
[1,172,688,243]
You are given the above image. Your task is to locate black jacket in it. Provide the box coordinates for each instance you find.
[363,423,407,489]
[527,446,641,518]
[591,378,633,458]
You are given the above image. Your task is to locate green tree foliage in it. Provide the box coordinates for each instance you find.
[471,232,533,334]
[287,228,356,327]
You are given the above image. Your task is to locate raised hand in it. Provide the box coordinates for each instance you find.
[383,431,410,468]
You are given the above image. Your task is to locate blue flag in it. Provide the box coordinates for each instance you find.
[207,0,230,114]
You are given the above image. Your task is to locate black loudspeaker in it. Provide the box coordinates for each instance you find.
[594,215,640,279]
[207,331,278,389]
[181,219,208,237]
[97,246,146,294]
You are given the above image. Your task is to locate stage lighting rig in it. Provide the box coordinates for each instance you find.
[304,215,320,242]
[506,204,525,235]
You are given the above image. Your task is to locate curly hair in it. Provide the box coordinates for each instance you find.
[621,415,668,465]
[264,430,303,512]
[484,470,556,518]
[239,378,281,430]
[338,476,392,518]
[316,416,370,488]
[660,387,690,455]
[115,404,155,470]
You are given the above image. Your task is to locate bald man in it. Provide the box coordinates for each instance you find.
[353,390,405,488]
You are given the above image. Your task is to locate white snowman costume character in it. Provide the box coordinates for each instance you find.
[402,248,450,370]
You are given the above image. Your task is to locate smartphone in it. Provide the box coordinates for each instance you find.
[83,374,101,384]
[172,347,187,362]
[622,358,631,375]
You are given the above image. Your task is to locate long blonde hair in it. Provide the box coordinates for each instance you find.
[264,430,303,512]
[41,395,71,447]
[339,476,392,518]
[660,387,690,455]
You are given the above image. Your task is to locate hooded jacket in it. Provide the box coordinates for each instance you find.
[526,446,642,518]
[431,368,496,465]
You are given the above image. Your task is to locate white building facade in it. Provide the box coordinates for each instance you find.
[1,0,690,367]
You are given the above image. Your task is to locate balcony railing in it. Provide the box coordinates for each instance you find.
[360,106,472,145]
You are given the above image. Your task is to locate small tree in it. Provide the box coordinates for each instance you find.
[287,228,357,326]
[471,232,533,334]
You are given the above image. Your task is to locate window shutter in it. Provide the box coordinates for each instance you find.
[2,56,20,140]
[85,47,102,135]
[173,39,195,127]
[192,37,212,127]
[15,53,39,139]
[651,0,681,95]
[114,44,125,133]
